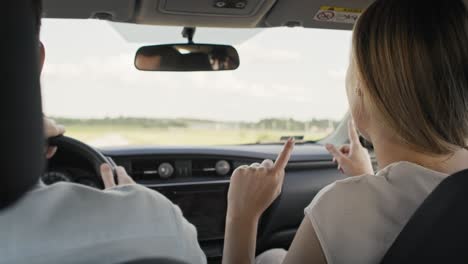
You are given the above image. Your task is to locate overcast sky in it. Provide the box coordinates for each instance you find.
[41,19,352,122]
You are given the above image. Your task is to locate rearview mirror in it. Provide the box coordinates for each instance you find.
[135,44,240,72]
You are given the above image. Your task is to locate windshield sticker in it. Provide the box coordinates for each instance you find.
[314,6,362,24]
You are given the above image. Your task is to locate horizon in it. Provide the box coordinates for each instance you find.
[51,115,341,123]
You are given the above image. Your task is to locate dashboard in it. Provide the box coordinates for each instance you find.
[44,143,345,263]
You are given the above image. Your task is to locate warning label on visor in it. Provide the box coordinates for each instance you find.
[314,6,362,24]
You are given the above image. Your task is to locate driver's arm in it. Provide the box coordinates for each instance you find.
[99,164,207,264]
[43,117,65,159]
[42,118,206,263]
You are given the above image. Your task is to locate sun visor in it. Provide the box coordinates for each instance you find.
[133,0,277,27]
[43,0,136,22]
[263,0,374,30]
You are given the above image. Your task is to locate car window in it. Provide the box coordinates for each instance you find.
[41,19,352,147]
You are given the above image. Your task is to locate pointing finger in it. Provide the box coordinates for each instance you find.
[274,138,295,172]
[325,143,347,163]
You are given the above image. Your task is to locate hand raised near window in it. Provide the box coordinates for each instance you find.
[326,120,374,177]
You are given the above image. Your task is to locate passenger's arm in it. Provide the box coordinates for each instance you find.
[281,218,327,264]
[325,120,373,177]
[223,139,294,264]
[224,211,327,264]
[223,214,259,264]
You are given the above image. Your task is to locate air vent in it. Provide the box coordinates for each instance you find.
[192,159,218,177]
[192,159,232,177]
[131,159,158,180]
[131,159,175,181]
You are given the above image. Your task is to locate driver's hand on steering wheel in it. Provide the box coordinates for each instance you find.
[44,117,65,159]
[100,164,136,189]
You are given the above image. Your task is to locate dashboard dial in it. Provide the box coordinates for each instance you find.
[215,160,231,176]
[42,171,72,185]
[158,162,174,179]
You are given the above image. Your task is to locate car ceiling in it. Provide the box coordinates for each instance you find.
[43,0,375,30]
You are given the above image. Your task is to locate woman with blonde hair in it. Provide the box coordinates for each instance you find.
[223,0,468,263]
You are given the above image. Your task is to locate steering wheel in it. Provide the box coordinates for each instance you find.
[47,135,113,188]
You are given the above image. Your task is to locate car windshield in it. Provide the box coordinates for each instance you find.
[41,19,351,147]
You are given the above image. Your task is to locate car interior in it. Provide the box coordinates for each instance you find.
[2,0,468,264]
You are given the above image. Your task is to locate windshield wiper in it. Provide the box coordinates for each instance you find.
[280,135,304,141]
[243,136,317,145]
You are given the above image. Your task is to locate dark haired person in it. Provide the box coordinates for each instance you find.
[223,0,468,263]
[0,1,206,263]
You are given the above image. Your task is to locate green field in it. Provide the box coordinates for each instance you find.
[64,125,330,147]
[54,117,337,147]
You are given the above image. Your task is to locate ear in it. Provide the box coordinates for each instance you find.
[39,41,45,74]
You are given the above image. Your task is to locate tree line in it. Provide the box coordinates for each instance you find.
[53,117,339,130]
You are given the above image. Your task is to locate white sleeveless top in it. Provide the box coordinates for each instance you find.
[305,161,449,264]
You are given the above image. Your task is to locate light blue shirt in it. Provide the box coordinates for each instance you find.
[0,182,206,264]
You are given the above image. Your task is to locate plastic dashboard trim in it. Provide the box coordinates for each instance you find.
[116,160,336,188]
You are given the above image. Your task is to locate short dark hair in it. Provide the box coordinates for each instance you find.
[32,0,43,35]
